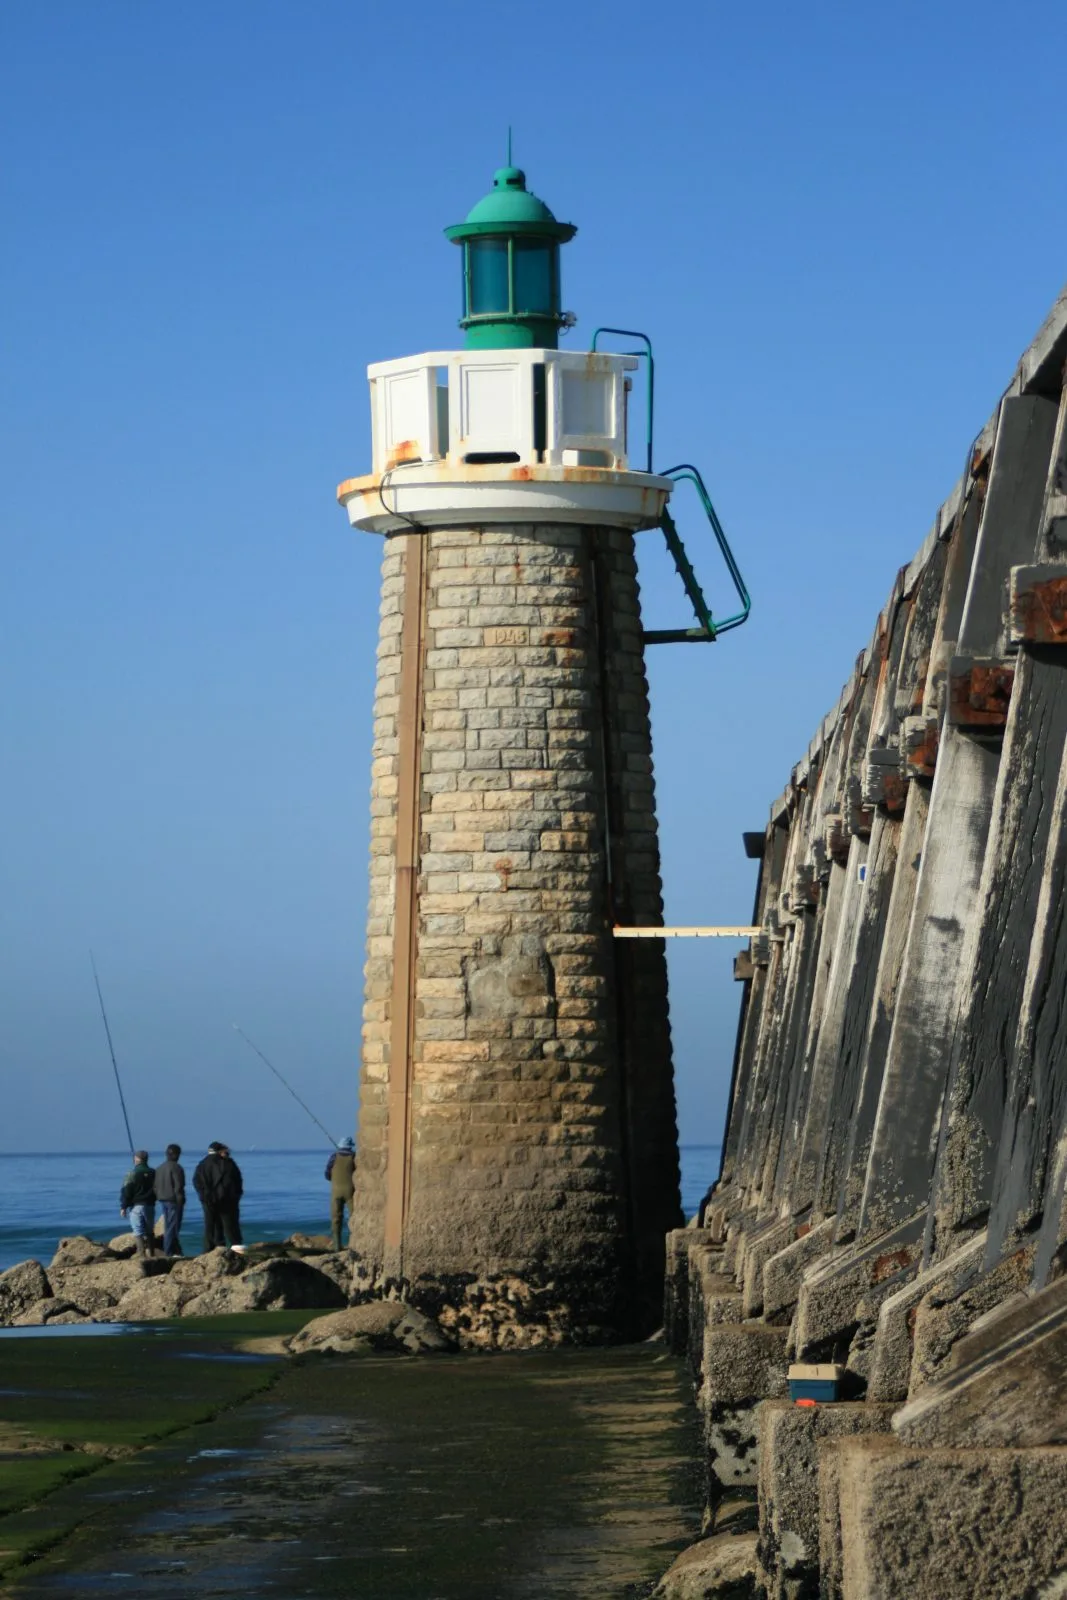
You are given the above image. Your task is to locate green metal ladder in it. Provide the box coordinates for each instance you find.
[591,328,751,645]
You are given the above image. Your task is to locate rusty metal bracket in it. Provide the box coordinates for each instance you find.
[862,748,906,814]
[901,713,940,778]
[947,655,1015,728]
[1009,564,1067,646]
[826,814,852,866]
[845,777,875,840]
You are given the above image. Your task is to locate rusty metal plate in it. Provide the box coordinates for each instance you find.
[947,656,1015,728]
[1008,563,1067,646]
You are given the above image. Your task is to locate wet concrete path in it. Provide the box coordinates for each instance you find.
[7,1345,700,1599]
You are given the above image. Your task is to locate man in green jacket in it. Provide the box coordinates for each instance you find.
[324,1137,355,1251]
[119,1151,159,1264]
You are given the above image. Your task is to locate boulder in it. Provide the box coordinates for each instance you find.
[111,1276,197,1321]
[182,1257,347,1317]
[0,1260,52,1324]
[11,1297,86,1326]
[286,1233,332,1253]
[297,1252,356,1299]
[288,1301,453,1356]
[168,1248,249,1286]
[50,1235,120,1269]
[50,1259,157,1308]
[107,1234,139,1258]
[652,1532,758,1598]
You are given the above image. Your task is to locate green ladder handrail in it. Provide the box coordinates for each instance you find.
[589,331,751,645]
[590,326,654,473]
[644,464,752,645]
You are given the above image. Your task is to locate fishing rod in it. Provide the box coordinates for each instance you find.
[231,1024,339,1149]
[90,951,135,1160]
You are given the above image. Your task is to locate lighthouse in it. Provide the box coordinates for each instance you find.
[338,159,684,1345]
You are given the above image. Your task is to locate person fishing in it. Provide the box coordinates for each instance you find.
[325,1136,356,1251]
[153,1143,186,1256]
[119,1150,159,1266]
[193,1142,245,1254]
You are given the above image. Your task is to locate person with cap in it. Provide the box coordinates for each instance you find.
[193,1142,245,1254]
[325,1137,356,1251]
[119,1151,159,1266]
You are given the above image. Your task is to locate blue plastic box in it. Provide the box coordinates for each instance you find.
[787,1363,843,1404]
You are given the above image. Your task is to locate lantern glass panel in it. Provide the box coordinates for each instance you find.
[468,239,509,315]
[512,240,555,314]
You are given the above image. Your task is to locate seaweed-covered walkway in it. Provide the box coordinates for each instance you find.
[0,1320,700,1598]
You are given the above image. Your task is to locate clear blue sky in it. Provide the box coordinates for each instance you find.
[2,0,1064,1154]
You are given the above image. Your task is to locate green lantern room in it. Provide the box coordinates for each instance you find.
[445,162,577,349]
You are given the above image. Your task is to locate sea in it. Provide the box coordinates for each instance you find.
[0,1146,721,1272]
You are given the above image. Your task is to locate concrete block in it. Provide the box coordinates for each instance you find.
[701,1325,789,1493]
[833,1437,1067,1599]
[794,1214,924,1363]
[756,1400,895,1600]
[723,1210,759,1279]
[763,1218,835,1325]
[908,1243,1035,1395]
[664,1227,692,1355]
[866,1234,986,1403]
[894,1274,1067,1450]
[741,1216,799,1319]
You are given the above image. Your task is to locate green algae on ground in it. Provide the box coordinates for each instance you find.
[3,1341,702,1599]
[0,1316,303,1450]
[0,1312,317,1580]
[0,1457,99,1517]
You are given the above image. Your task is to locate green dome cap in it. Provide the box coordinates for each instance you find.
[445,165,576,243]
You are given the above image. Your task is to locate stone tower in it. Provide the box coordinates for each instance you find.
[338,162,682,1344]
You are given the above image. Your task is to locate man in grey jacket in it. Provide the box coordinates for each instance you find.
[153,1143,186,1256]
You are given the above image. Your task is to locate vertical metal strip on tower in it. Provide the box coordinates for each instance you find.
[384,531,427,1266]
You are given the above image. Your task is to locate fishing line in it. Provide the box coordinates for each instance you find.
[89,951,135,1159]
[231,1024,339,1149]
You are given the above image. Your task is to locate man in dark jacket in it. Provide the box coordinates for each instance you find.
[324,1137,356,1251]
[153,1143,186,1256]
[119,1151,158,1263]
[193,1142,244,1253]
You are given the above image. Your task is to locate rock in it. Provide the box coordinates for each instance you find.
[182,1257,347,1317]
[168,1248,249,1286]
[0,1260,52,1324]
[298,1252,356,1299]
[652,1531,758,1598]
[11,1297,85,1326]
[288,1301,453,1356]
[50,1259,159,1309]
[112,1277,197,1321]
[286,1233,332,1252]
[50,1236,119,1269]
[107,1234,139,1258]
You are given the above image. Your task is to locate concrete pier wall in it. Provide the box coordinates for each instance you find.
[662,284,1067,1597]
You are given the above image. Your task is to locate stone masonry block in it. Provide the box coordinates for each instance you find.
[763,1218,836,1326]
[794,1215,924,1363]
[701,1325,789,1494]
[907,1243,1035,1396]
[866,1235,986,1404]
[756,1400,895,1600]
[893,1273,1067,1451]
[833,1437,1067,1600]
[742,1216,803,1319]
